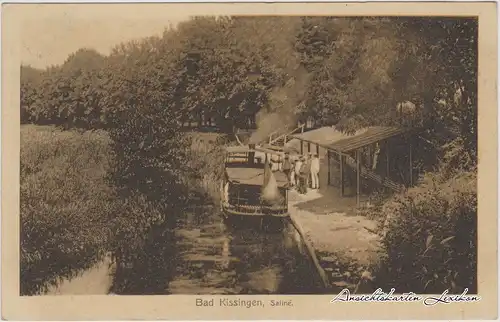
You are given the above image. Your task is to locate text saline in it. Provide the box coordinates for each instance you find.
[270,299,293,307]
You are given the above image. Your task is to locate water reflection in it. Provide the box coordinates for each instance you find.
[170,206,321,294]
[113,205,322,295]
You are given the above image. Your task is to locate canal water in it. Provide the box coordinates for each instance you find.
[112,204,324,294]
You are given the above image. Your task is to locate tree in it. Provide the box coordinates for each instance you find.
[295,18,403,132]
[392,18,478,173]
[61,48,107,73]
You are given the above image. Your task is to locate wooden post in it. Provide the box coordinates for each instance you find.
[300,140,304,154]
[386,141,390,178]
[327,150,331,185]
[316,144,320,156]
[367,145,372,169]
[340,152,344,197]
[308,142,311,153]
[409,142,413,186]
[356,149,360,207]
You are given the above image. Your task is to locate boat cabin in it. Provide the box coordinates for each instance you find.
[221,145,289,217]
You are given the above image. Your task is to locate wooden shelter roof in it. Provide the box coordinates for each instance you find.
[289,126,347,147]
[289,126,409,153]
[326,126,408,153]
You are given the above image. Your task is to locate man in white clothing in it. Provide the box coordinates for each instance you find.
[294,156,303,189]
[310,154,320,189]
[290,159,296,186]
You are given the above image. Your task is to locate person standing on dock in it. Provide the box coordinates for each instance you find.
[294,156,303,192]
[282,153,292,187]
[311,154,320,189]
[290,157,297,187]
[270,154,279,172]
[298,156,308,194]
[305,153,313,189]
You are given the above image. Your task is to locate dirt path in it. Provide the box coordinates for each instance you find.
[288,188,381,292]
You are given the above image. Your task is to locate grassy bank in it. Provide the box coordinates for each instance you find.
[20,125,117,295]
[20,125,226,295]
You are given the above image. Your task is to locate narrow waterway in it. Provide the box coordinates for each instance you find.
[112,204,324,294]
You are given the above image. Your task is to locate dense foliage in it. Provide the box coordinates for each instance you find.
[376,170,477,293]
[20,125,117,295]
[21,17,477,163]
[20,16,478,293]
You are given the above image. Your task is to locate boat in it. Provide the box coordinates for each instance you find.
[220,144,290,229]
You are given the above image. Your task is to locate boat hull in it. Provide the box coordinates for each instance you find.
[221,206,289,231]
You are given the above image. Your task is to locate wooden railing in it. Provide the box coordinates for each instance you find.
[343,155,403,192]
[268,124,306,146]
[267,130,280,144]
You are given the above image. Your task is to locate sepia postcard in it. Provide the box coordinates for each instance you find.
[2,1,498,320]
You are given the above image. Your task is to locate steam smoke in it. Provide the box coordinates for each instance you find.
[260,155,284,206]
[261,170,282,205]
[249,63,311,145]
[249,110,295,145]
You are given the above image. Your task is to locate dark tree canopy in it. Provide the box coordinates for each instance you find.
[21,16,477,170]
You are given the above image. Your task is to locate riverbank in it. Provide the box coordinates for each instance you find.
[45,256,115,295]
[288,187,381,293]
[20,126,225,295]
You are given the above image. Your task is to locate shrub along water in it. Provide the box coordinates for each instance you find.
[108,133,227,294]
[20,125,117,295]
[375,170,477,294]
[20,125,227,295]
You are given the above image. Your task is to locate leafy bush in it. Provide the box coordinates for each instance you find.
[20,125,118,295]
[106,129,227,293]
[20,125,225,295]
[185,133,227,200]
[376,170,477,293]
[108,190,177,294]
